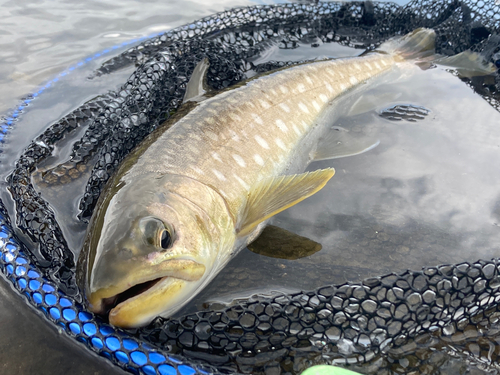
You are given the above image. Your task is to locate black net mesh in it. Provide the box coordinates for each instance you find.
[139,260,500,374]
[5,0,500,374]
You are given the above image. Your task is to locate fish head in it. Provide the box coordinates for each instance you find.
[77,173,234,328]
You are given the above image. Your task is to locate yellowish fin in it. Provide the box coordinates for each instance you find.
[237,168,335,236]
[247,225,322,260]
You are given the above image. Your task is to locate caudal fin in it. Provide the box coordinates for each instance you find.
[376,28,436,61]
[377,28,496,76]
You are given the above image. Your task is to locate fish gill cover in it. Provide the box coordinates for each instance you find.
[2,0,500,374]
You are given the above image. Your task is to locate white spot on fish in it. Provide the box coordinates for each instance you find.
[301,120,309,130]
[319,94,328,103]
[298,102,309,113]
[279,103,290,113]
[205,117,215,125]
[252,113,263,125]
[212,169,226,181]
[297,83,306,93]
[212,152,222,162]
[191,134,202,141]
[279,85,289,94]
[305,75,313,84]
[381,59,388,66]
[326,84,334,94]
[248,101,256,108]
[229,113,241,122]
[187,144,199,154]
[232,154,246,168]
[326,68,335,77]
[255,135,269,149]
[254,154,264,166]
[227,97,238,104]
[206,108,217,114]
[375,62,381,69]
[234,174,249,190]
[190,166,204,175]
[292,123,301,135]
[259,99,271,109]
[275,138,286,150]
[205,131,218,141]
[364,62,373,70]
[340,84,346,91]
[275,119,288,133]
[354,63,361,71]
[312,100,321,111]
[350,76,358,85]
[229,130,240,142]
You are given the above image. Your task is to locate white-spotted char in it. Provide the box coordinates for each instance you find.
[78,29,438,328]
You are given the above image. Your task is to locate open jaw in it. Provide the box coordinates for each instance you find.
[89,261,206,328]
[99,277,165,315]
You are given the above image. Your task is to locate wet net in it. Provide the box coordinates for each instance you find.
[3,0,500,374]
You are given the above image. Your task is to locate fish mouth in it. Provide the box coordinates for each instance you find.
[88,260,206,328]
[99,278,164,314]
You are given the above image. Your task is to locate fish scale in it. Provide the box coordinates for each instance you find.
[129,53,394,215]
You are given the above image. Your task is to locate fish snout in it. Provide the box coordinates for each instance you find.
[86,259,206,323]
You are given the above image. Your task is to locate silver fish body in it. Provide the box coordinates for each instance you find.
[77,29,436,328]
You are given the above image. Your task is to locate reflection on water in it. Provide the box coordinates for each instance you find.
[3,0,500,374]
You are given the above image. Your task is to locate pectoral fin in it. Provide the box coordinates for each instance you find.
[183,58,210,103]
[237,168,335,236]
[247,225,322,260]
[312,127,379,161]
[347,92,402,117]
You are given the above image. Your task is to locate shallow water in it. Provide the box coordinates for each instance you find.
[5,0,500,374]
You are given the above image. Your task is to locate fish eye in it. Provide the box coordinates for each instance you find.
[139,217,173,249]
[160,230,171,250]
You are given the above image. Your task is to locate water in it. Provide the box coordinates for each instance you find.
[4,0,500,374]
[0,1,263,374]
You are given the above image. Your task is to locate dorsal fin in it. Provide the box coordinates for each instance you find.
[183,58,210,103]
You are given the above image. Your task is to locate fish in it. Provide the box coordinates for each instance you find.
[77,28,438,328]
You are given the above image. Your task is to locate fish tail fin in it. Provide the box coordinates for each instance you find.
[377,28,496,77]
[376,28,436,61]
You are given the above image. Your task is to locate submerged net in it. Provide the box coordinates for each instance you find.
[3,0,500,374]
